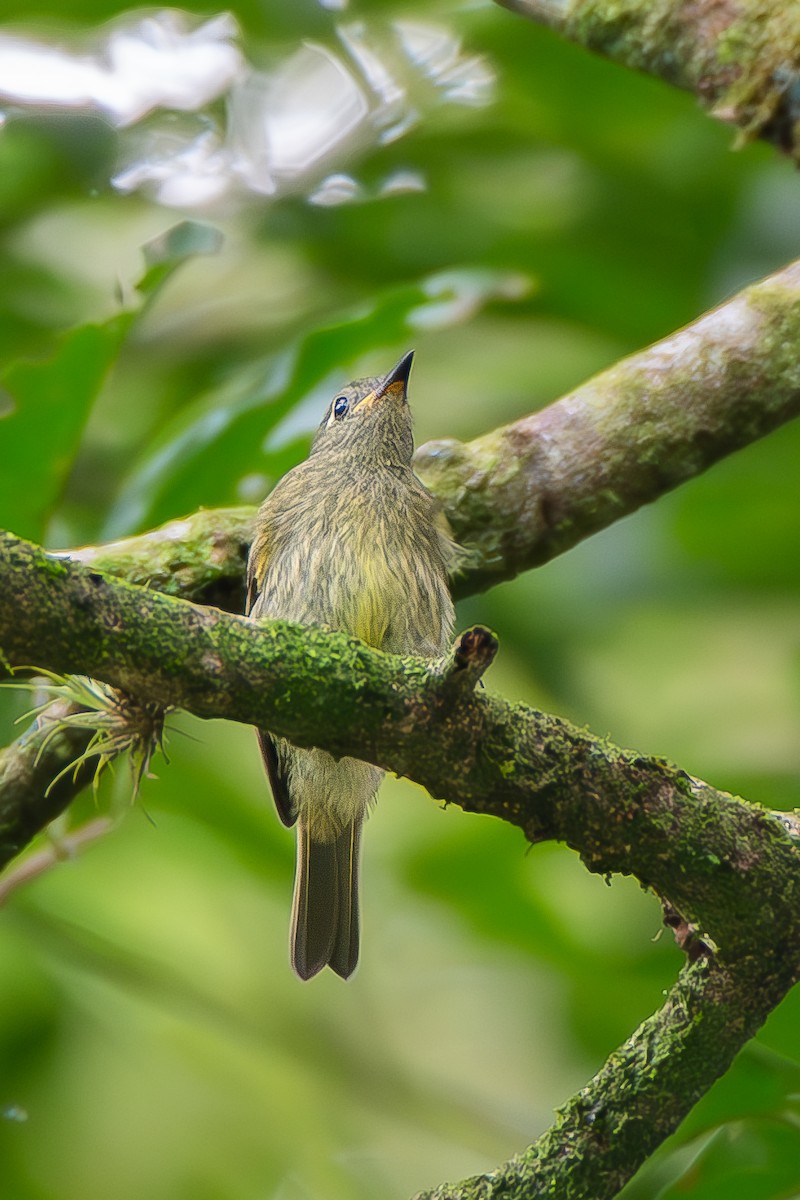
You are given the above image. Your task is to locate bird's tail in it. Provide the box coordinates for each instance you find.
[290,817,362,980]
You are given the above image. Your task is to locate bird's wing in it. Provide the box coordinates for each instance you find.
[256,729,296,828]
[246,524,296,828]
[245,532,264,617]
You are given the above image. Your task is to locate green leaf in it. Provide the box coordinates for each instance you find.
[676,1043,800,1144]
[0,220,225,543]
[656,1118,800,1200]
[0,315,134,541]
[137,220,225,302]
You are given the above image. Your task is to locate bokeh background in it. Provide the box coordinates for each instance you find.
[1,2,800,1198]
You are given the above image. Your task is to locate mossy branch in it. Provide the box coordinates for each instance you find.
[494,0,800,162]
[1,529,800,1198]
[1,531,797,954]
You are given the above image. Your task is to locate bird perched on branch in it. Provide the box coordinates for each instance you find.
[246,351,455,979]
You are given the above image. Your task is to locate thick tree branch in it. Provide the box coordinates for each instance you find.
[65,258,800,601]
[1,531,797,953]
[494,0,800,162]
[69,507,252,611]
[1,530,799,1199]
[0,697,99,864]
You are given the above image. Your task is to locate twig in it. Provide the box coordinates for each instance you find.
[0,815,114,905]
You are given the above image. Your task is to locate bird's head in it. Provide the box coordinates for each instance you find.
[311,351,415,466]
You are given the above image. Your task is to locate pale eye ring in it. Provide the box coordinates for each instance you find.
[333,395,349,420]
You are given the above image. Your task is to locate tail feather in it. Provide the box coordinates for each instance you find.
[291,818,361,981]
[329,819,361,980]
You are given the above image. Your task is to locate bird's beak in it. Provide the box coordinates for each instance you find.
[356,350,414,411]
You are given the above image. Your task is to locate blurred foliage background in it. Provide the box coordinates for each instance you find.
[1,1,800,1198]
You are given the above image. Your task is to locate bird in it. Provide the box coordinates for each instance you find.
[246,351,455,979]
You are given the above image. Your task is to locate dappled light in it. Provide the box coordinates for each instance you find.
[0,8,494,209]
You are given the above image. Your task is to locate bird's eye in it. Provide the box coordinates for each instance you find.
[332,395,349,420]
